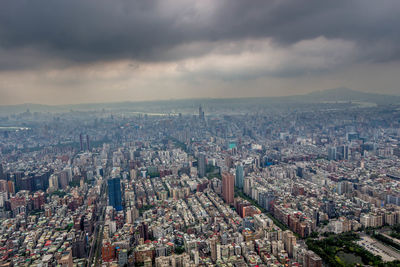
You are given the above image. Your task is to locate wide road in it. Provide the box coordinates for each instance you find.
[87,179,107,267]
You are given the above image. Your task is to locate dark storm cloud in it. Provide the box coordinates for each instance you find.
[0,0,400,69]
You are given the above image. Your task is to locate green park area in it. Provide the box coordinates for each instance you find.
[306,232,400,267]
[389,224,400,240]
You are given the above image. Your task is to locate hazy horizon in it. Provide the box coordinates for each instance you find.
[0,87,399,107]
[1,0,400,105]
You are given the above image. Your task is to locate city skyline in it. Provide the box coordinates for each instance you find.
[0,99,400,266]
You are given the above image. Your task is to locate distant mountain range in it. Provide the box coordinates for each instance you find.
[0,87,399,115]
[303,87,400,104]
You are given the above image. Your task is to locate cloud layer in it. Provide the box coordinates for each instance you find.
[0,0,400,104]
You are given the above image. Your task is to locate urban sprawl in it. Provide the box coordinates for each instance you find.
[0,102,400,267]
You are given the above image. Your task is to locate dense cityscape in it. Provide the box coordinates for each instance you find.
[2,0,400,266]
[0,96,400,266]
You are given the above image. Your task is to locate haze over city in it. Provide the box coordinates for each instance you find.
[1,0,400,105]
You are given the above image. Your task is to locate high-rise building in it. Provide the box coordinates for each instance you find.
[49,174,59,190]
[326,200,336,219]
[304,250,322,267]
[343,145,349,160]
[337,181,353,195]
[235,164,244,189]
[59,171,69,189]
[210,237,218,262]
[0,163,3,180]
[199,105,205,121]
[72,231,87,259]
[118,249,128,266]
[337,145,349,160]
[14,171,24,192]
[297,166,304,178]
[79,134,84,151]
[198,154,206,178]
[0,180,8,193]
[328,147,337,161]
[139,222,149,241]
[7,181,15,194]
[283,230,296,258]
[222,172,234,205]
[86,135,90,151]
[108,178,122,211]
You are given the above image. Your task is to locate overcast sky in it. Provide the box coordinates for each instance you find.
[1,0,400,105]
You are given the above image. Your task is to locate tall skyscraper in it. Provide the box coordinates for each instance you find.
[58,171,69,189]
[199,105,205,121]
[210,236,218,262]
[0,163,3,180]
[108,178,122,211]
[139,222,149,241]
[343,145,349,160]
[235,164,244,189]
[222,172,234,205]
[79,134,84,151]
[86,135,90,151]
[337,145,349,160]
[198,154,206,178]
[328,147,337,161]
